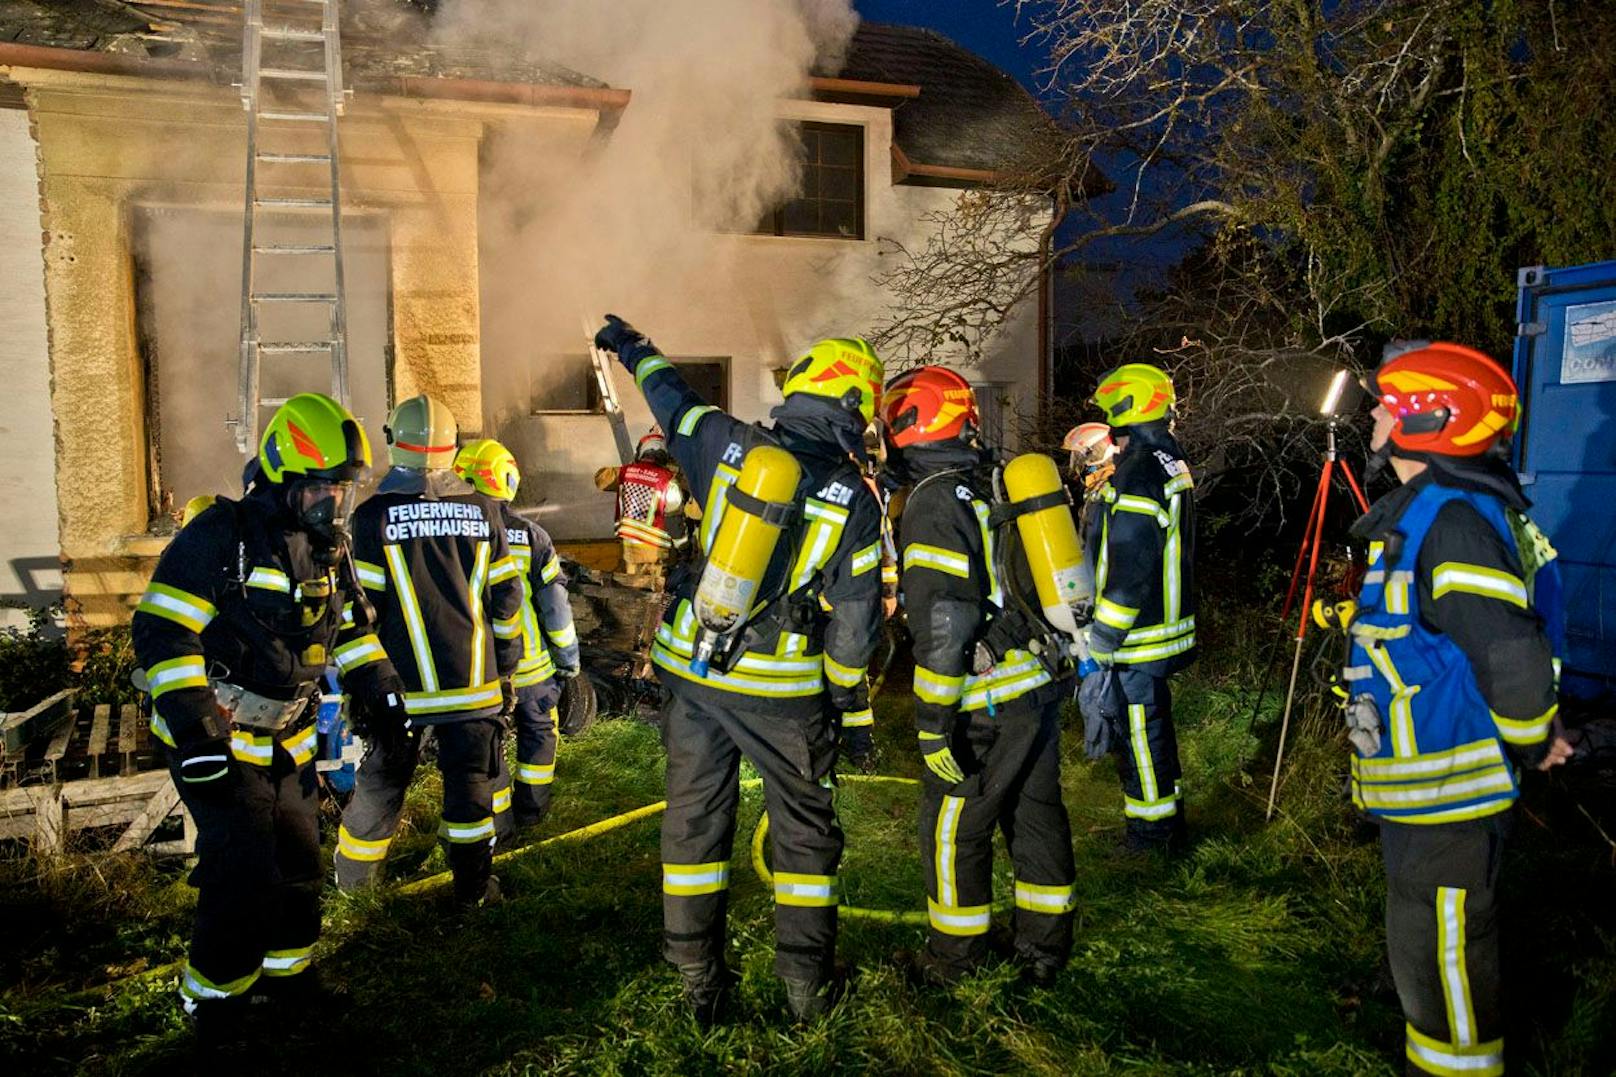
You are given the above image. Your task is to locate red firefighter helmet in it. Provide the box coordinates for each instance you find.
[1372,342,1519,457]
[637,427,667,458]
[881,366,979,448]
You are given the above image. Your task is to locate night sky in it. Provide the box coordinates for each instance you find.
[854,0,1186,343]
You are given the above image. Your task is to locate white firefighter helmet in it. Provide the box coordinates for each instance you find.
[1061,421,1116,473]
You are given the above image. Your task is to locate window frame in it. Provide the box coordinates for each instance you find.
[755,121,866,241]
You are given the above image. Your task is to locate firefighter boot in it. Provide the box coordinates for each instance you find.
[678,961,735,1030]
[186,993,265,1048]
[1012,942,1064,988]
[782,969,847,1023]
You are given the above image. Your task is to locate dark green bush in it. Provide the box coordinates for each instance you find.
[0,606,70,713]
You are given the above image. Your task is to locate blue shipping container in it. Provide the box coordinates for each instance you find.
[1512,260,1616,697]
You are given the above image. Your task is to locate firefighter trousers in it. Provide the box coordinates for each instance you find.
[1113,669,1184,841]
[918,700,1076,976]
[169,740,321,1005]
[1382,817,1507,1077]
[660,690,843,984]
[335,717,503,903]
[510,682,560,825]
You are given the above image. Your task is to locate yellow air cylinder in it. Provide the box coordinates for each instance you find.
[181,494,217,528]
[691,444,802,674]
[1003,453,1086,638]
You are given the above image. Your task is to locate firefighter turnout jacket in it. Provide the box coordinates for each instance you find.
[898,444,1069,733]
[630,358,884,721]
[1346,471,1559,823]
[133,486,396,756]
[350,469,524,722]
[1085,423,1197,674]
[499,505,580,690]
[603,459,687,553]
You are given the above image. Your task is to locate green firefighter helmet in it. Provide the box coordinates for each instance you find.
[1091,363,1176,428]
[780,338,884,424]
[453,438,521,502]
[257,393,371,484]
[385,394,459,469]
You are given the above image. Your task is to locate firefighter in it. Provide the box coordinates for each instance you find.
[1062,421,1116,501]
[595,427,691,579]
[881,366,1077,986]
[455,438,581,828]
[1077,363,1197,852]
[1061,420,1117,604]
[1347,342,1570,1077]
[131,393,397,1038]
[593,315,884,1025]
[333,395,525,906]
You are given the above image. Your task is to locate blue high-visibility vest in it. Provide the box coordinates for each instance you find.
[1345,482,1539,825]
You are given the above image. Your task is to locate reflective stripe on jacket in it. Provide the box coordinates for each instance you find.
[352,475,524,721]
[1086,426,1197,675]
[898,458,1065,733]
[1347,482,1545,824]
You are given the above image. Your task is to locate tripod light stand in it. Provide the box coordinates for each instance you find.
[1260,373,1371,820]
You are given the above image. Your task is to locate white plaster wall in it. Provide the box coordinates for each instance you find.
[0,108,62,627]
[498,100,1048,540]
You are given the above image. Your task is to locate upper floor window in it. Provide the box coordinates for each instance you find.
[756,122,864,240]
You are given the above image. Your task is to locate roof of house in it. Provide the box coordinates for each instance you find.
[0,5,1083,186]
[0,0,607,90]
[826,22,1057,177]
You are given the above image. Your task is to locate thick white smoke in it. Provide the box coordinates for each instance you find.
[428,0,860,429]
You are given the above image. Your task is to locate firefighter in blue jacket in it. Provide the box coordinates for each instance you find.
[455,438,581,828]
[132,393,397,1039]
[1347,342,1571,1077]
[593,315,884,1025]
[333,395,525,906]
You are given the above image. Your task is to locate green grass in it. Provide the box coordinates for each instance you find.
[2,614,1614,1075]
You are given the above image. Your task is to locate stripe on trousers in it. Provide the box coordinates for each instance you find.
[933,795,964,908]
[1438,886,1478,1047]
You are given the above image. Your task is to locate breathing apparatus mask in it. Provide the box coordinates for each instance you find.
[287,478,357,550]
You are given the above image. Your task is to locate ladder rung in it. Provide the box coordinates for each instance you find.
[258,152,332,164]
[258,110,331,123]
[259,397,292,408]
[258,341,338,353]
[261,26,326,42]
[254,292,338,303]
[259,67,328,82]
[255,197,333,209]
[253,243,337,254]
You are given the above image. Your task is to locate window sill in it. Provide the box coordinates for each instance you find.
[119,534,173,558]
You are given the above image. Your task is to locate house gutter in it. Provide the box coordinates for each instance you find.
[808,76,920,99]
[0,41,631,112]
[889,143,1001,186]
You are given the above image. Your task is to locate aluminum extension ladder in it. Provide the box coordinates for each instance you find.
[229,0,350,454]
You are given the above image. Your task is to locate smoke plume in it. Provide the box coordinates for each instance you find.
[429,0,860,430]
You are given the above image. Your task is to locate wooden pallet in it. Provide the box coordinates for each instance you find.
[0,769,194,856]
[0,698,191,856]
[1,702,163,788]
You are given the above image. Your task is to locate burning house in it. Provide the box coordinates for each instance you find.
[0,1,1092,631]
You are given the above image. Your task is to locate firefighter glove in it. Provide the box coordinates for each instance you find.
[1344,693,1382,757]
[554,664,580,681]
[594,314,661,373]
[358,676,410,739]
[918,730,965,784]
[1078,669,1123,760]
[174,736,237,805]
[840,721,877,774]
[499,676,518,719]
